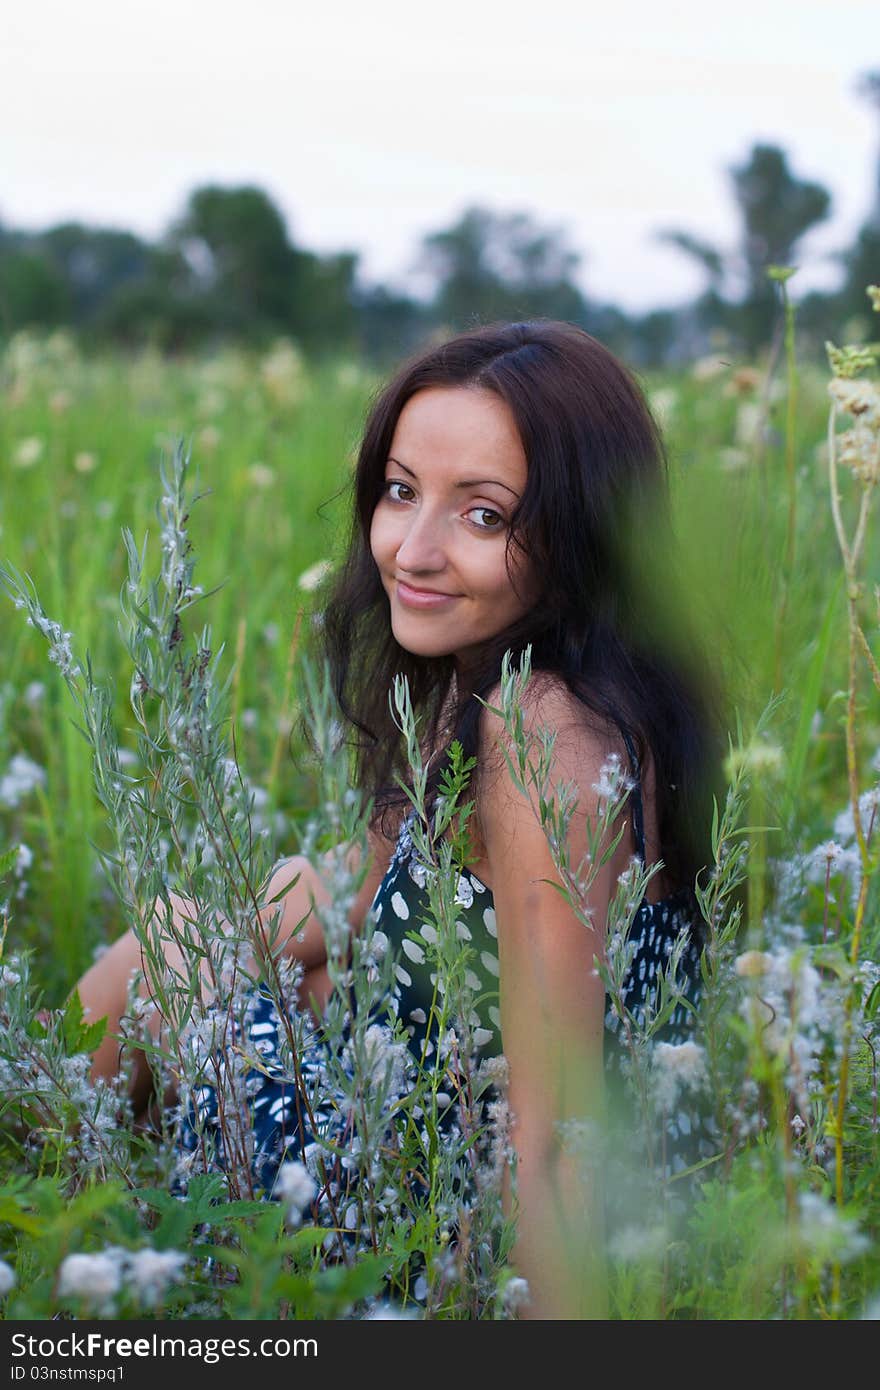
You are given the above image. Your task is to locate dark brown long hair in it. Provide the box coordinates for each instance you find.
[316,319,727,913]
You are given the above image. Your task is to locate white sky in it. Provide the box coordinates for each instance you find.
[3,0,878,311]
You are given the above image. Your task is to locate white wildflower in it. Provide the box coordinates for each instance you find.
[691,356,726,382]
[608,1223,668,1263]
[23,681,45,705]
[73,451,98,474]
[652,1040,707,1111]
[57,1251,123,1312]
[352,1023,410,1093]
[25,610,81,679]
[502,1276,531,1315]
[365,1301,418,1319]
[735,401,763,447]
[862,786,880,833]
[829,376,880,420]
[0,753,47,808]
[248,462,275,489]
[0,965,21,986]
[297,559,332,593]
[125,1248,186,1307]
[816,840,845,868]
[592,751,634,804]
[797,1190,870,1263]
[736,947,824,1092]
[261,339,306,406]
[13,437,44,468]
[0,1260,15,1295]
[735,950,774,979]
[275,1160,317,1227]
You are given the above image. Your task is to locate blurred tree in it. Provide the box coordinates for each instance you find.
[0,224,70,331]
[169,184,299,336]
[351,283,433,365]
[415,205,590,329]
[731,145,831,349]
[657,143,831,354]
[168,184,359,351]
[39,223,154,324]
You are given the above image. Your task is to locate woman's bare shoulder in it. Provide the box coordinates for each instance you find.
[477,670,626,782]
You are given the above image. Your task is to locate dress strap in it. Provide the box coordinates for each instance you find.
[620,730,647,866]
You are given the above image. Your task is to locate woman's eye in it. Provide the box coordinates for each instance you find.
[466,506,504,531]
[385,480,414,502]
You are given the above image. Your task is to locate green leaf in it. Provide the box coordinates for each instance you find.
[60,989,107,1056]
[0,845,20,883]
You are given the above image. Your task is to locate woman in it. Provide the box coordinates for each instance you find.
[77,319,724,1318]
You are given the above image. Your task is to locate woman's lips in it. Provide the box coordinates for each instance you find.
[395,580,461,610]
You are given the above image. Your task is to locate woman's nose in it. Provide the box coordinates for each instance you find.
[394,508,447,573]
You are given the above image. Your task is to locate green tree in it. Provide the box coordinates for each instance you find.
[416,205,590,329]
[657,143,831,354]
[168,184,359,351]
[0,228,70,331]
[39,223,154,324]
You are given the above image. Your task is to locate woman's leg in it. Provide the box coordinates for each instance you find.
[76,853,337,1108]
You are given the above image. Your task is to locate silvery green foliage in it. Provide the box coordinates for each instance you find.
[0,445,515,1315]
[1,447,279,1190]
[0,950,132,1181]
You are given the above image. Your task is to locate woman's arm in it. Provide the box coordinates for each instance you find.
[479,678,630,1319]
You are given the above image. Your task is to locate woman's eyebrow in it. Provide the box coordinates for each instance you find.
[387,456,520,498]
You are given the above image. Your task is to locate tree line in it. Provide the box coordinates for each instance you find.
[1,124,878,367]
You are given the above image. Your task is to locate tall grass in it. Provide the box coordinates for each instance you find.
[0,292,878,1319]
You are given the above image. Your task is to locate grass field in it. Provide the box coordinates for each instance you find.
[0,319,878,1320]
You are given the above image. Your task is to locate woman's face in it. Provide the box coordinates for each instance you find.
[369,385,537,668]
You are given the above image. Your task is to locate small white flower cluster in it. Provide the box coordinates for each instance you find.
[274,1160,318,1228]
[57,1245,186,1314]
[345,1022,410,1096]
[501,1275,531,1316]
[0,1259,15,1296]
[797,1190,870,1264]
[608,1222,668,1264]
[829,374,880,474]
[0,753,47,809]
[24,611,81,679]
[734,948,826,1104]
[834,787,880,851]
[651,1040,708,1113]
[297,559,332,593]
[159,492,201,603]
[13,436,44,468]
[11,843,33,900]
[592,751,636,805]
[477,1092,514,1193]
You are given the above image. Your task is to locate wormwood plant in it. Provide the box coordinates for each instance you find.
[0,444,518,1318]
